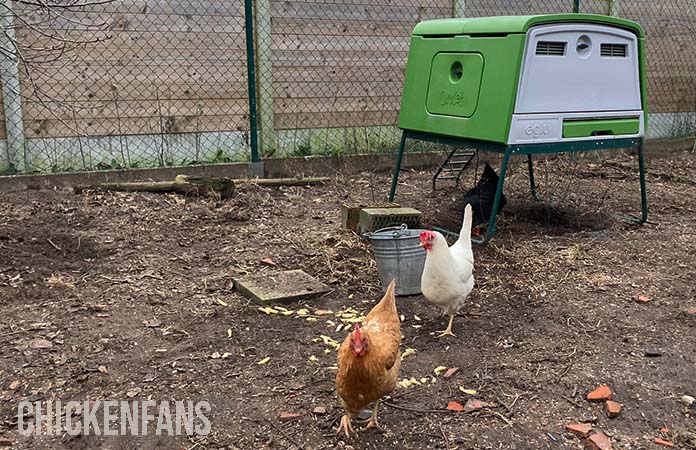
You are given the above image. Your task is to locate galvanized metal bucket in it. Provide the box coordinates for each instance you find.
[364,224,426,296]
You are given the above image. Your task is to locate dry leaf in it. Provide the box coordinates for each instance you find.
[459,387,477,395]
[257,356,271,365]
[9,381,20,390]
[227,328,233,338]
[260,258,277,266]
[216,299,229,307]
[97,365,108,373]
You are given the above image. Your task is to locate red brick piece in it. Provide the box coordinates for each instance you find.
[443,367,460,378]
[654,438,674,447]
[566,423,593,438]
[278,412,302,422]
[604,400,622,418]
[635,294,653,303]
[684,307,696,315]
[586,432,612,450]
[587,385,613,402]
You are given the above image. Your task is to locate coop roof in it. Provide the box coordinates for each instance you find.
[412,14,645,38]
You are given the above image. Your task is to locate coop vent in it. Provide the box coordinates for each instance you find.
[600,43,627,57]
[535,41,566,56]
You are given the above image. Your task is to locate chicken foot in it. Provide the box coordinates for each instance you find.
[437,314,456,337]
[336,414,355,438]
[363,400,384,432]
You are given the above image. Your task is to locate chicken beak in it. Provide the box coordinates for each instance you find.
[418,241,425,248]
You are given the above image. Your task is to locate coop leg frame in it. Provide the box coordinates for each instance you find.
[388,132,647,244]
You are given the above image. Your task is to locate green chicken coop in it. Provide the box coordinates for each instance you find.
[389,14,648,243]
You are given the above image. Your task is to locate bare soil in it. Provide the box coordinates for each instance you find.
[0,151,695,450]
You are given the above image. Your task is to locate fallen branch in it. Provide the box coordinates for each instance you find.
[234,177,329,186]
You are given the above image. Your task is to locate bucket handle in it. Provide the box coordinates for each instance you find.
[362,223,410,239]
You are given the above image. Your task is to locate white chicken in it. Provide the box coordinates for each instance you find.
[419,204,475,337]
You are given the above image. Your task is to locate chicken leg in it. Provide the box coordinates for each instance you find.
[437,314,456,337]
[336,414,355,438]
[363,400,384,431]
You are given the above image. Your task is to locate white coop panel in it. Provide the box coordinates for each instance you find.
[514,23,641,114]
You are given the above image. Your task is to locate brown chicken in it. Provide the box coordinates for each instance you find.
[335,279,401,437]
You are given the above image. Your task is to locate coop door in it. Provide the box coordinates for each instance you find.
[425,53,484,118]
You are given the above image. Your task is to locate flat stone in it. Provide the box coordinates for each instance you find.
[234,270,330,304]
[586,432,612,450]
[566,423,593,438]
[605,400,622,418]
[587,385,613,402]
[312,405,327,415]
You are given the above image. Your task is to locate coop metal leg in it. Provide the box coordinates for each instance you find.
[388,132,407,202]
[527,154,541,201]
[472,147,511,245]
[636,139,648,224]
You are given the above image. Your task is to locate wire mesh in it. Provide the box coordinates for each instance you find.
[0,0,694,175]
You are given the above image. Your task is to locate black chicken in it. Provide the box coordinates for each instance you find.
[462,162,506,235]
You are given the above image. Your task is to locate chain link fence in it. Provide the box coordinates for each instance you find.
[1,0,694,175]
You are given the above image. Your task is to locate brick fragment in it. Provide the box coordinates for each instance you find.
[587,385,613,402]
[605,400,622,418]
[586,432,612,450]
[566,423,592,438]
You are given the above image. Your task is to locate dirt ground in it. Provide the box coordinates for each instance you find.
[0,150,695,450]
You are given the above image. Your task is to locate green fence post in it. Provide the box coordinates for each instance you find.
[244,0,260,165]
[573,0,580,13]
[254,0,276,157]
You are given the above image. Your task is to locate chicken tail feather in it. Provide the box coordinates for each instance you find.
[457,203,473,249]
[371,279,397,317]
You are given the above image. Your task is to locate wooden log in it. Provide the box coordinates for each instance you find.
[233,177,329,186]
[77,175,235,198]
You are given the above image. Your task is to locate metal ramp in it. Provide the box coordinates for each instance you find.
[432,147,477,190]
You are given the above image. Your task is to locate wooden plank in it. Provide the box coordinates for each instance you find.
[270,1,451,22]
[23,98,249,120]
[281,0,451,6]
[275,110,399,129]
[273,81,405,99]
[272,17,417,37]
[28,62,247,84]
[24,81,249,103]
[30,11,245,33]
[272,34,411,52]
[56,1,245,17]
[19,31,248,52]
[25,114,249,138]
